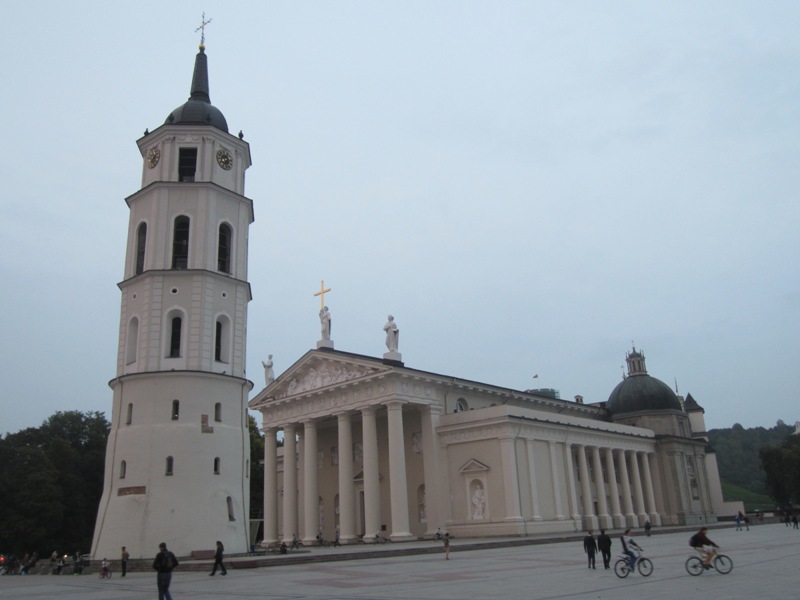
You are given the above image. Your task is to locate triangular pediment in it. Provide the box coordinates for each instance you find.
[258,350,390,402]
[459,459,490,473]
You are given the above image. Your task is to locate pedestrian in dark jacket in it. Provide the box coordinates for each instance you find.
[210,541,227,576]
[583,530,597,569]
[597,529,612,569]
[152,542,178,600]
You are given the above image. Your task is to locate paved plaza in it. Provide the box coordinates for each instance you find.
[2,524,799,599]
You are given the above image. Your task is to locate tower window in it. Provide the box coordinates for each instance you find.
[215,321,223,361]
[215,316,230,363]
[214,402,222,422]
[126,317,139,365]
[120,460,127,479]
[171,399,180,420]
[166,456,174,476]
[214,457,220,474]
[178,147,197,182]
[126,403,133,425]
[169,316,182,358]
[226,496,235,521]
[218,223,232,273]
[172,216,190,269]
[135,222,147,275]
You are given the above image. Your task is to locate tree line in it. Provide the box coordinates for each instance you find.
[0,411,267,557]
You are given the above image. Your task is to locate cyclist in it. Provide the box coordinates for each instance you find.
[100,558,110,578]
[620,529,642,569]
[689,527,719,569]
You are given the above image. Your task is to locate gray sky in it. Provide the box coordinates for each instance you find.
[2,1,798,435]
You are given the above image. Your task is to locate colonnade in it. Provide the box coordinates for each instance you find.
[261,403,442,544]
[557,443,661,530]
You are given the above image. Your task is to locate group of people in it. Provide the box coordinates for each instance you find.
[735,511,750,531]
[582,526,721,571]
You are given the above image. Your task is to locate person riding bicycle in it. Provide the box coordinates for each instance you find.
[620,529,642,569]
[689,527,719,568]
[100,558,110,578]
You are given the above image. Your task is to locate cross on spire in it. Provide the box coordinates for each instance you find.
[196,12,213,49]
[314,280,332,310]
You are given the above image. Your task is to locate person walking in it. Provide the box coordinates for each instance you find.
[583,530,597,569]
[209,541,227,576]
[597,529,612,570]
[152,542,178,600]
[443,533,451,560]
[120,546,129,577]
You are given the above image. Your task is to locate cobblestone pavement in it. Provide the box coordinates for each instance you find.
[1,523,799,599]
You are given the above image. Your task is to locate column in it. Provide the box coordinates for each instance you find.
[263,426,278,543]
[499,435,523,522]
[605,447,624,528]
[564,443,581,522]
[361,406,381,541]
[641,451,660,525]
[420,406,442,535]
[616,449,636,527]
[525,439,542,521]
[592,446,611,530]
[282,424,298,542]
[548,441,565,520]
[576,445,597,530]
[385,400,413,539]
[629,450,647,525]
[336,412,356,542]
[302,420,318,543]
[646,453,663,526]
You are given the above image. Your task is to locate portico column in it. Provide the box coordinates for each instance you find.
[361,406,381,541]
[385,400,413,539]
[605,447,624,528]
[336,412,356,542]
[263,426,278,543]
[420,406,442,535]
[525,439,542,521]
[577,445,597,530]
[302,420,319,543]
[499,435,523,522]
[592,446,611,530]
[282,424,298,542]
[564,443,581,522]
[629,450,648,526]
[616,449,636,527]
[548,441,565,520]
[639,451,660,525]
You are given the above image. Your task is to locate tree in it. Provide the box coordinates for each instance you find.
[0,411,110,555]
[248,415,264,519]
[760,434,800,509]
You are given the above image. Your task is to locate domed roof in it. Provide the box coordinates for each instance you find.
[606,374,682,415]
[606,345,683,415]
[165,46,228,133]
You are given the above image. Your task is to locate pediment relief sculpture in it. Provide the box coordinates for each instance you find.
[459,458,490,473]
[278,361,383,398]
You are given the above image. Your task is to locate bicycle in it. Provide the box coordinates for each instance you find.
[613,554,653,578]
[99,565,113,579]
[685,549,733,575]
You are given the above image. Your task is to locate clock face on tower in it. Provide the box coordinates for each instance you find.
[216,148,233,170]
[146,147,161,168]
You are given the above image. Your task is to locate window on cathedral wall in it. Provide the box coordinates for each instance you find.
[168,316,182,358]
[178,147,197,182]
[171,216,190,269]
[217,223,232,273]
[126,317,139,365]
[135,222,147,275]
[171,400,180,420]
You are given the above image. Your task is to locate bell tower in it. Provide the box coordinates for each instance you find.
[92,40,254,559]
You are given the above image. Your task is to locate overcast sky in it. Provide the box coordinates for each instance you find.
[2,1,798,435]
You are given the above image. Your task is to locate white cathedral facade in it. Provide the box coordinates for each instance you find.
[249,342,736,544]
[92,43,254,559]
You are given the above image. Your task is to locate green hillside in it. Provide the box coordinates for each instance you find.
[720,479,773,513]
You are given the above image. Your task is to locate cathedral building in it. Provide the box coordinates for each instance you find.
[250,343,732,544]
[92,42,254,559]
